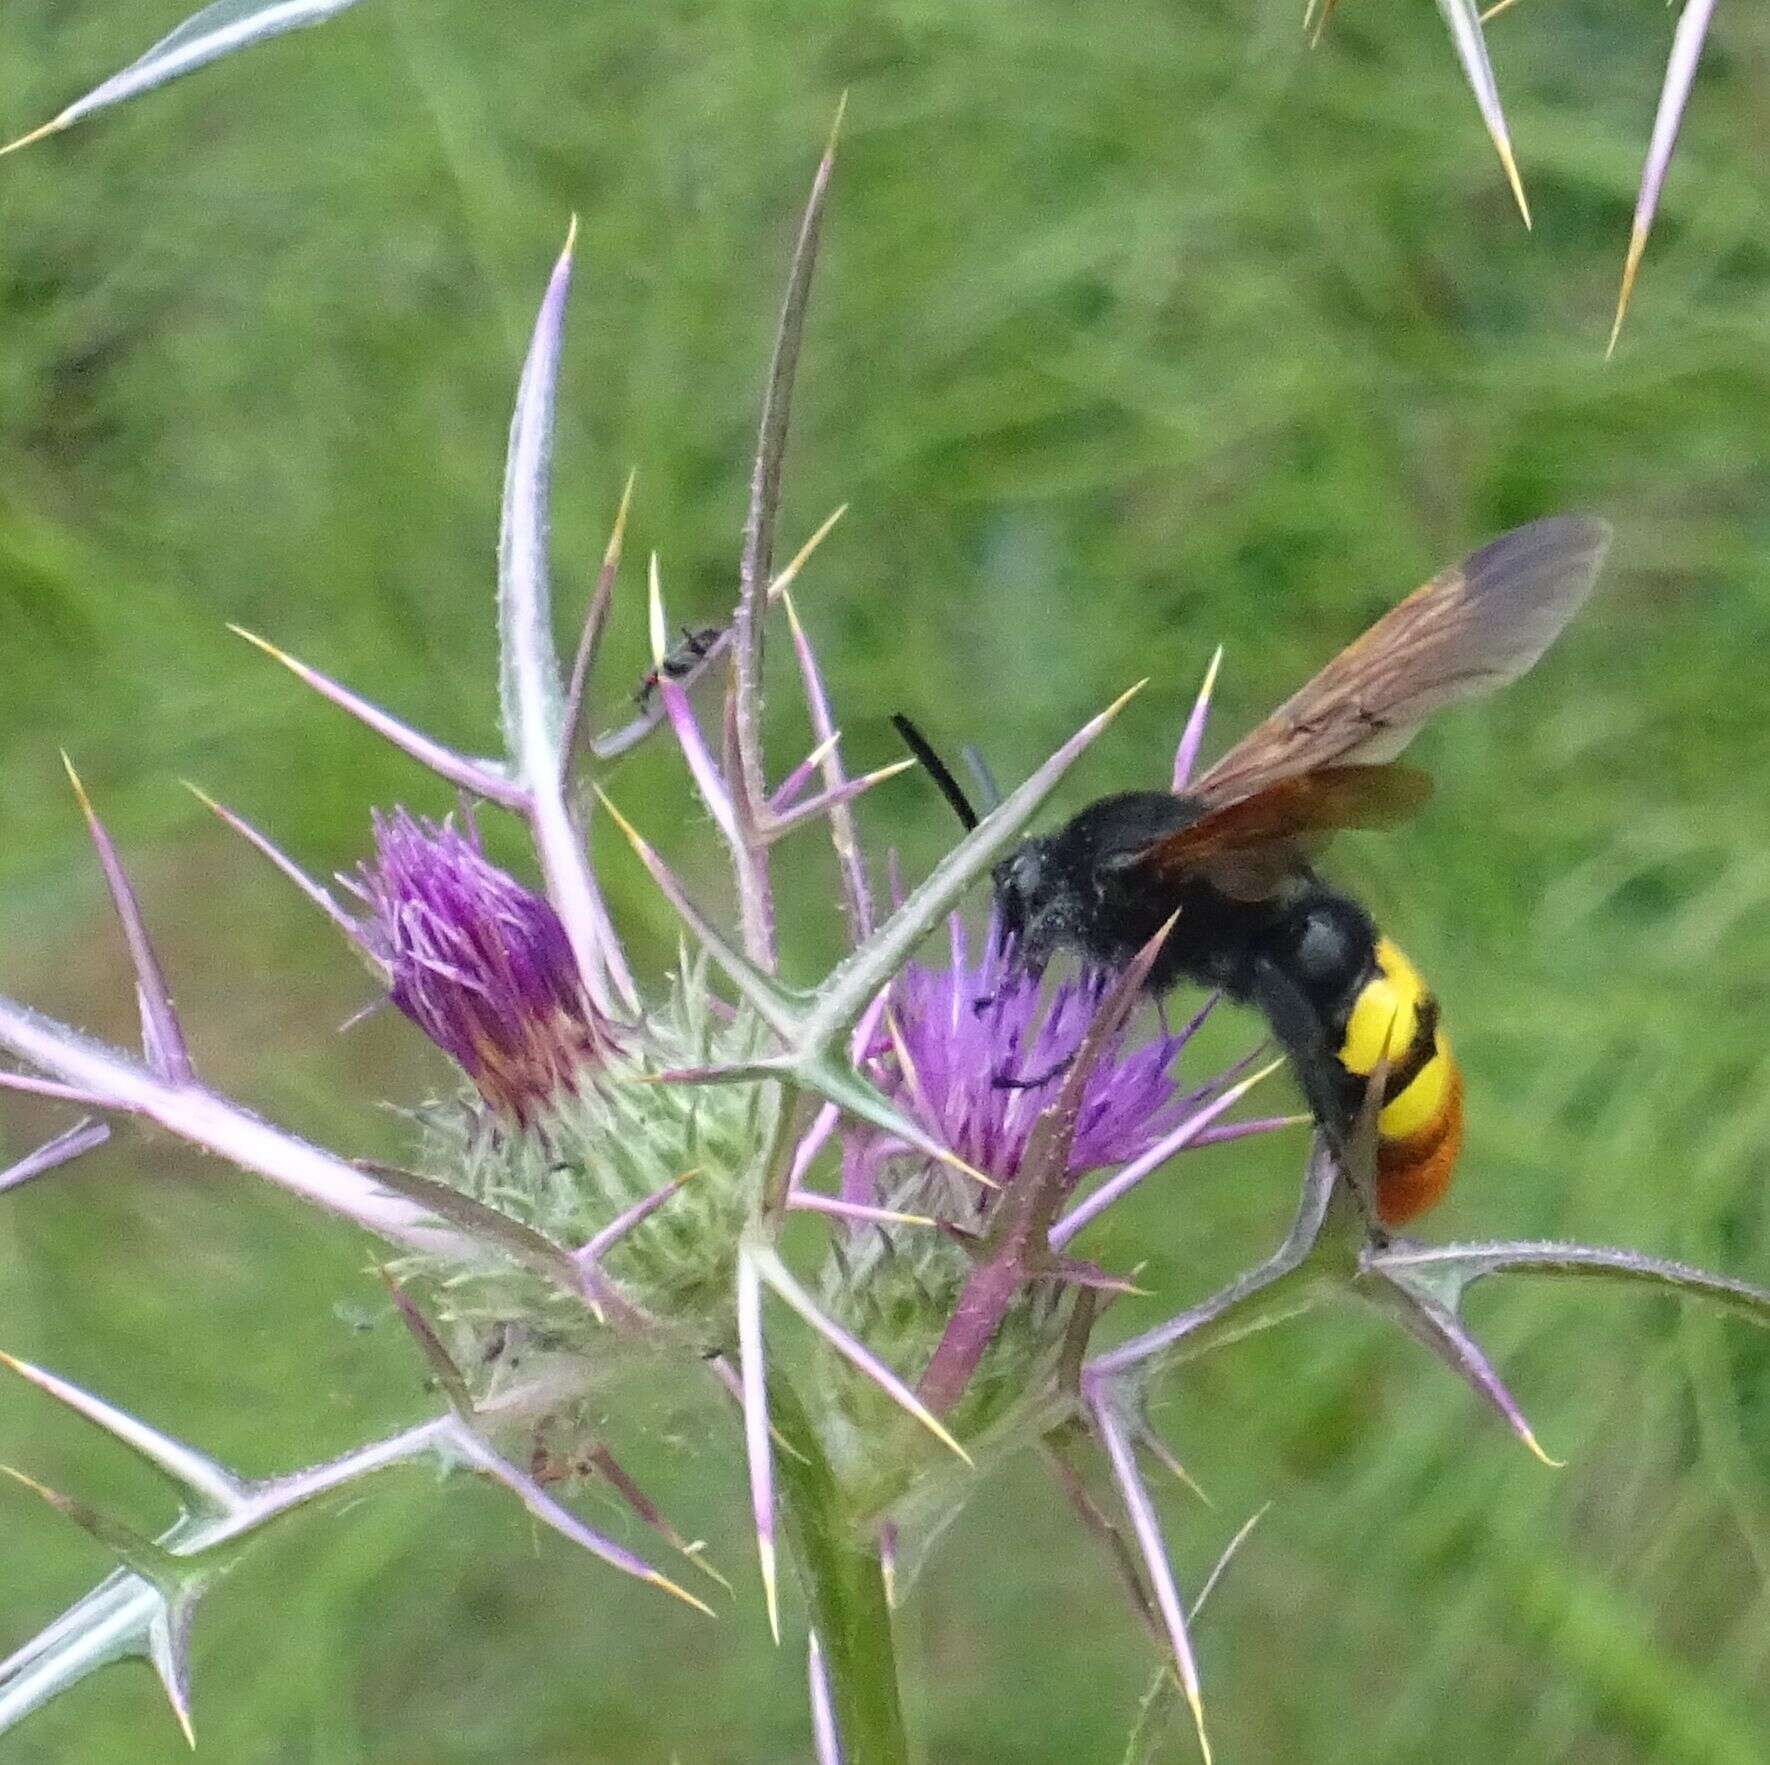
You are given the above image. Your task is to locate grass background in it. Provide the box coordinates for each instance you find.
[3,0,1770,1759]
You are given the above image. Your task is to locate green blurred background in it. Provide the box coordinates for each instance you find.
[3,0,1769,1759]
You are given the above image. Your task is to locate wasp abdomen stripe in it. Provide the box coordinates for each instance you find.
[1381,994,1440,1103]
[1376,1055,1463,1224]
[1334,937,1464,1225]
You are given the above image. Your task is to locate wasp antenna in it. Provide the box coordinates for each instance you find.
[890,714,979,831]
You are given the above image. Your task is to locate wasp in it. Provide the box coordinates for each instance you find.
[900,516,1611,1227]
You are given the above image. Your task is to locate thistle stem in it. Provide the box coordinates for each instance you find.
[772,1380,910,1765]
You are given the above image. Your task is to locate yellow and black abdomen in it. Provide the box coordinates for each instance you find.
[1334,937,1464,1225]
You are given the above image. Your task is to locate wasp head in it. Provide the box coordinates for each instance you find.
[990,835,1068,973]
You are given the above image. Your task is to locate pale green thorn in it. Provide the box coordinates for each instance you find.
[147,1600,199,1749]
[748,1240,973,1468]
[0,1349,245,1517]
[0,115,69,157]
[786,1047,995,1193]
[594,786,805,1041]
[0,1465,191,1595]
[767,505,848,602]
[647,552,669,668]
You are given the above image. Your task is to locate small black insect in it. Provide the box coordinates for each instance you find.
[635,625,723,709]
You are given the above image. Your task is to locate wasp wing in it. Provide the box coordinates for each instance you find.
[1191,515,1611,807]
[1121,764,1433,898]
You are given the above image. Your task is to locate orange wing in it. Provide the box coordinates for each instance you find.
[1128,764,1433,897]
[1191,516,1610,810]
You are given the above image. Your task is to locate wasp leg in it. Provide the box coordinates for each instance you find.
[992,1055,1076,1091]
[1247,957,1383,1239]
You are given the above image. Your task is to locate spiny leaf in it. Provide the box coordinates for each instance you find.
[0,1118,110,1196]
[0,993,470,1255]
[230,626,526,807]
[731,97,846,823]
[61,754,191,1086]
[497,221,638,1018]
[445,1427,715,1617]
[1089,1399,1213,1765]
[2,0,365,155]
[563,469,638,764]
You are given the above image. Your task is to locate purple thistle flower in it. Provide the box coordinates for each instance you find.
[854,912,1217,1191]
[353,809,615,1121]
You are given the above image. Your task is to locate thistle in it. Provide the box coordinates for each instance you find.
[3,137,1769,1765]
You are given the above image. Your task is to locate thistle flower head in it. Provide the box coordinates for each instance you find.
[825,907,1269,1475]
[355,808,614,1121]
[863,911,1208,1189]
